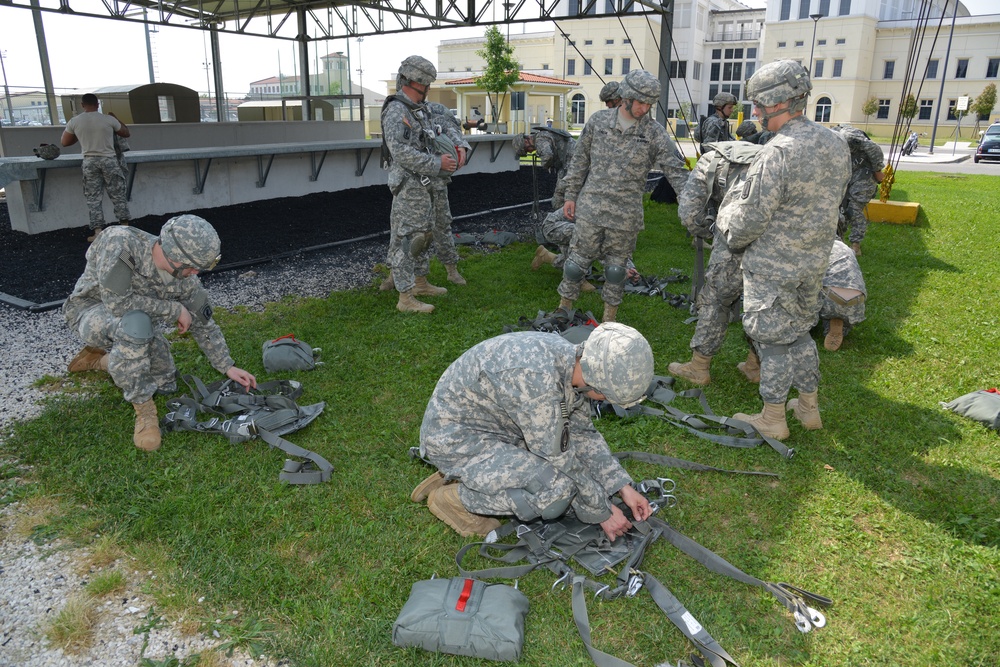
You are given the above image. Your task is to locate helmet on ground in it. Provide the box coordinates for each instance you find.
[618,70,660,105]
[713,92,738,109]
[599,81,622,102]
[746,60,812,111]
[160,215,221,271]
[736,120,758,137]
[512,134,533,157]
[579,323,654,408]
[398,55,437,86]
[33,143,61,160]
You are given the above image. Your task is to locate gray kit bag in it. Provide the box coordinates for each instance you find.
[392,576,529,662]
[941,389,1000,431]
[262,334,320,373]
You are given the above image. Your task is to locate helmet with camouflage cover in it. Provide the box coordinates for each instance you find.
[713,92,738,109]
[159,215,221,272]
[618,69,660,105]
[736,120,758,137]
[746,60,812,112]
[511,133,535,157]
[398,55,437,87]
[579,323,654,408]
[33,143,61,160]
[599,81,621,102]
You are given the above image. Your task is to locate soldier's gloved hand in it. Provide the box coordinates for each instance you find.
[176,306,193,334]
[441,154,458,173]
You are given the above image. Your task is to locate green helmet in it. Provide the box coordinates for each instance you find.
[713,92,738,109]
[160,215,221,271]
[580,323,654,408]
[511,134,533,157]
[599,81,621,102]
[618,70,660,105]
[746,60,812,111]
[33,143,61,160]
[398,55,437,86]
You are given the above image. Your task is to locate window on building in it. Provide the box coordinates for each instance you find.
[926,59,938,79]
[778,41,787,48]
[956,59,968,78]
[584,59,593,75]
[883,61,895,79]
[818,39,827,45]
[723,83,741,99]
[877,98,890,119]
[584,40,593,45]
[567,59,576,76]
[988,58,1000,78]
[571,94,587,124]
[511,92,526,111]
[836,37,846,44]
[542,63,549,70]
[693,61,702,79]
[670,61,688,79]
[798,0,810,19]
[819,0,830,15]
[606,39,614,45]
[622,57,631,74]
[839,0,851,15]
[780,0,792,20]
[815,59,824,78]
[815,96,832,122]
[919,99,933,120]
[605,58,614,75]
[745,61,756,79]
[795,40,804,47]
[712,48,722,59]
[623,39,630,44]
[747,47,757,58]
[833,58,843,77]
[734,48,744,58]
[710,63,721,81]
[725,48,734,59]
[947,99,958,120]
[709,84,718,100]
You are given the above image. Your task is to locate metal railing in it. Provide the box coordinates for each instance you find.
[705,30,761,42]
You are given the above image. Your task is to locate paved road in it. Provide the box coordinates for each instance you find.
[886,142,1000,175]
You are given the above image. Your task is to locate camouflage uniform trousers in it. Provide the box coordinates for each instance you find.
[842,177,877,244]
[540,209,574,269]
[429,184,460,266]
[742,271,823,404]
[558,221,636,306]
[819,289,866,338]
[72,304,176,404]
[387,177,435,293]
[81,156,130,229]
[690,248,743,357]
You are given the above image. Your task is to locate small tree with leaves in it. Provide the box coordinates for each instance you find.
[861,97,878,132]
[475,26,521,129]
[901,93,917,120]
[971,83,997,135]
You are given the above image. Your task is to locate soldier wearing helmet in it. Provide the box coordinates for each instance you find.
[599,81,622,108]
[699,92,737,153]
[556,69,690,323]
[380,55,469,313]
[63,216,257,452]
[829,124,885,256]
[412,324,655,541]
[713,60,851,440]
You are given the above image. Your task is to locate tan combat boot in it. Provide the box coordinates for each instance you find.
[87,226,105,243]
[445,264,467,286]
[132,400,162,451]
[851,242,862,257]
[412,275,448,297]
[379,272,395,292]
[557,297,574,313]
[427,484,501,538]
[737,349,761,383]
[411,471,447,502]
[602,303,618,323]
[786,391,823,430]
[397,290,434,314]
[668,351,713,386]
[824,319,845,351]
[531,245,557,270]
[733,402,790,440]
[581,281,597,292]
[68,346,109,373]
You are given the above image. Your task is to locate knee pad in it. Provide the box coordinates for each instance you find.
[404,231,432,258]
[604,264,627,286]
[119,310,153,342]
[563,258,588,282]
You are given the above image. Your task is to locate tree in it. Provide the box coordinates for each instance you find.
[971,83,997,134]
[861,97,878,132]
[475,26,521,130]
[901,93,917,120]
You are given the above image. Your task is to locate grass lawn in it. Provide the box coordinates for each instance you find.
[2,171,998,666]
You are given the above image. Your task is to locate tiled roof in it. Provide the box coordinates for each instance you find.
[441,71,578,86]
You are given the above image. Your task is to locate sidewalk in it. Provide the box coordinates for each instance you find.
[880,141,972,164]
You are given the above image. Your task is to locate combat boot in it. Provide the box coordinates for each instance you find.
[412,276,448,297]
[445,264,467,286]
[531,245,557,270]
[87,226,105,243]
[602,303,618,323]
[733,402,790,440]
[132,400,162,451]
[68,346,109,373]
[557,297,574,313]
[379,272,395,292]
[427,484,501,538]
[786,391,823,430]
[668,351,713,386]
[824,319,845,351]
[397,290,434,314]
[581,281,596,292]
[851,242,862,257]
[737,350,761,383]
[411,471,447,502]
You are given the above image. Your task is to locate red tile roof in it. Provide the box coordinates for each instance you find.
[442,71,579,86]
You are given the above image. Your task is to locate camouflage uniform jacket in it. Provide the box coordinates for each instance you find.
[699,113,733,152]
[426,102,472,186]
[716,115,851,279]
[534,129,577,180]
[381,95,446,195]
[63,226,234,373]
[825,239,866,295]
[420,332,633,523]
[561,108,690,233]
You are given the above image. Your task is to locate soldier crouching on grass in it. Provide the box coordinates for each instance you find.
[63,215,257,451]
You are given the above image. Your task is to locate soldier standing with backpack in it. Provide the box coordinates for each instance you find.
[699,92,737,153]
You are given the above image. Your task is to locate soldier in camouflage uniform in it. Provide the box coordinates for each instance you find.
[599,81,622,108]
[379,55,465,314]
[426,101,471,285]
[819,239,867,352]
[699,92,736,154]
[715,60,851,439]
[61,93,131,242]
[411,323,655,540]
[831,124,885,256]
[63,215,257,451]
[668,141,764,386]
[557,69,691,323]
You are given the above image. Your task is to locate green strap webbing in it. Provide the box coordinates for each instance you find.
[612,451,778,478]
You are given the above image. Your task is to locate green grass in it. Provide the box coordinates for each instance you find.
[3,172,999,666]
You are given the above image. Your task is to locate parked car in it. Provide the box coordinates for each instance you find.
[974,122,1000,163]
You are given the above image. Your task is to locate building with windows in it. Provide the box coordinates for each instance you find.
[248,52,352,100]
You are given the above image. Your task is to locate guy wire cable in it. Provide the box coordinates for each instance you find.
[642,12,702,158]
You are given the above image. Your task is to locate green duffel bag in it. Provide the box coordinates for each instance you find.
[392,576,529,662]
[262,334,321,373]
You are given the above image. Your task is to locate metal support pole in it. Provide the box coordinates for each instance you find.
[0,52,13,125]
[657,2,674,130]
[30,0,60,125]
[929,0,958,154]
[809,14,822,74]
[211,26,226,122]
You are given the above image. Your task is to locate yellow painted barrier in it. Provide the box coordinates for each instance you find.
[865,199,920,225]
